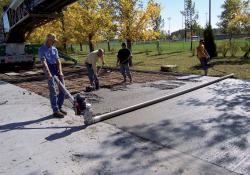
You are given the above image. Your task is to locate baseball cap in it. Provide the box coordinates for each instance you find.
[46,33,57,42]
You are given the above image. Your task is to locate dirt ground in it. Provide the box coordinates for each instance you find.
[0,63,177,97]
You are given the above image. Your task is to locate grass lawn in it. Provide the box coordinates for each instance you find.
[65,39,250,80]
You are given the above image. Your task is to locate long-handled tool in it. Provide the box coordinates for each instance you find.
[54,76,93,124]
[85,66,103,92]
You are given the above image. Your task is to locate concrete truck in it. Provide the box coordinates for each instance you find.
[1,0,35,69]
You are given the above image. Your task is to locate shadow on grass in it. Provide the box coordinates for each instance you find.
[190,63,213,71]
[152,51,185,57]
[210,57,250,66]
[132,61,144,66]
[133,51,152,55]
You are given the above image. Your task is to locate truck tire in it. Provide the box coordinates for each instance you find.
[20,61,34,70]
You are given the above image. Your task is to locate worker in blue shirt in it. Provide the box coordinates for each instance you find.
[38,34,67,118]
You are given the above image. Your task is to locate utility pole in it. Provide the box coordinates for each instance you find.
[180,10,184,40]
[205,12,208,26]
[167,17,171,48]
[209,0,211,26]
[184,0,187,42]
[167,17,171,36]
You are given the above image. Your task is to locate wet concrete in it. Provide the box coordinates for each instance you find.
[0,77,240,175]
[89,75,217,115]
[94,77,250,175]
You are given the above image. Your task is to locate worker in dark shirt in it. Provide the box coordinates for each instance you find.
[117,42,132,83]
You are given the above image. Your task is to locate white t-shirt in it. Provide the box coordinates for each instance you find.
[85,50,103,74]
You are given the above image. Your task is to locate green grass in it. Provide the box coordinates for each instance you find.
[65,39,250,80]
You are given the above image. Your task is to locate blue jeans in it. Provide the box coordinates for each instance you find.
[47,64,65,113]
[86,63,98,86]
[200,57,208,70]
[120,64,132,80]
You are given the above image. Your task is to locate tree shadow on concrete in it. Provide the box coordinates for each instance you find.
[70,128,184,175]
[70,120,234,175]
[178,80,250,112]
[73,79,250,174]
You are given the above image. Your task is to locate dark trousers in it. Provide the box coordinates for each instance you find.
[86,63,99,89]
[47,64,65,112]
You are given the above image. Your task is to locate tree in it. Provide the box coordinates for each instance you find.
[27,4,79,50]
[0,0,10,19]
[204,25,217,58]
[114,0,161,51]
[27,20,63,44]
[217,0,250,42]
[183,0,199,50]
[151,3,164,34]
[0,0,11,38]
[74,0,115,52]
[26,1,115,53]
[62,2,90,50]
[60,8,68,52]
[192,21,203,37]
[101,24,117,52]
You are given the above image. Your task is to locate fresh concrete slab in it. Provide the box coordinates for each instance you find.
[90,75,218,115]
[0,80,239,175]
[102,78,250,175]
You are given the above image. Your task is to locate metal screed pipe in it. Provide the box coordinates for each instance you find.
[88,74,234,125]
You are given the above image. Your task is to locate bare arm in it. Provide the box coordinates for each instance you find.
[100,55,105,66]
[41,59,52,80]
[93,61,97,75]
[116,54,120,66]
[56,59,63,76]
[204,49,210,58]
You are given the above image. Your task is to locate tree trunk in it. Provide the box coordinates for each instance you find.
[190,25,193,51]
[126,39,133,66]
[60,12,67,52]
[184,28,187,42]
[229,33,232,46]
[88,35,94,52]
[126,39,132,51]
[107,40,110,52]
[243,47,250,58]
[80,43,83,51]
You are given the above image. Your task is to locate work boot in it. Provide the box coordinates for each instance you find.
[53,111,65,118]
[59,108,67,115]
[95,80,100,90]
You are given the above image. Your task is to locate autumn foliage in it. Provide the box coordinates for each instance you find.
[25,0,161,51]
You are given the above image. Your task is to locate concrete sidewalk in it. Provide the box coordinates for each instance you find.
[0,81,239,175]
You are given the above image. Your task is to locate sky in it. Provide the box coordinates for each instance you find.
[150,0,224,33]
